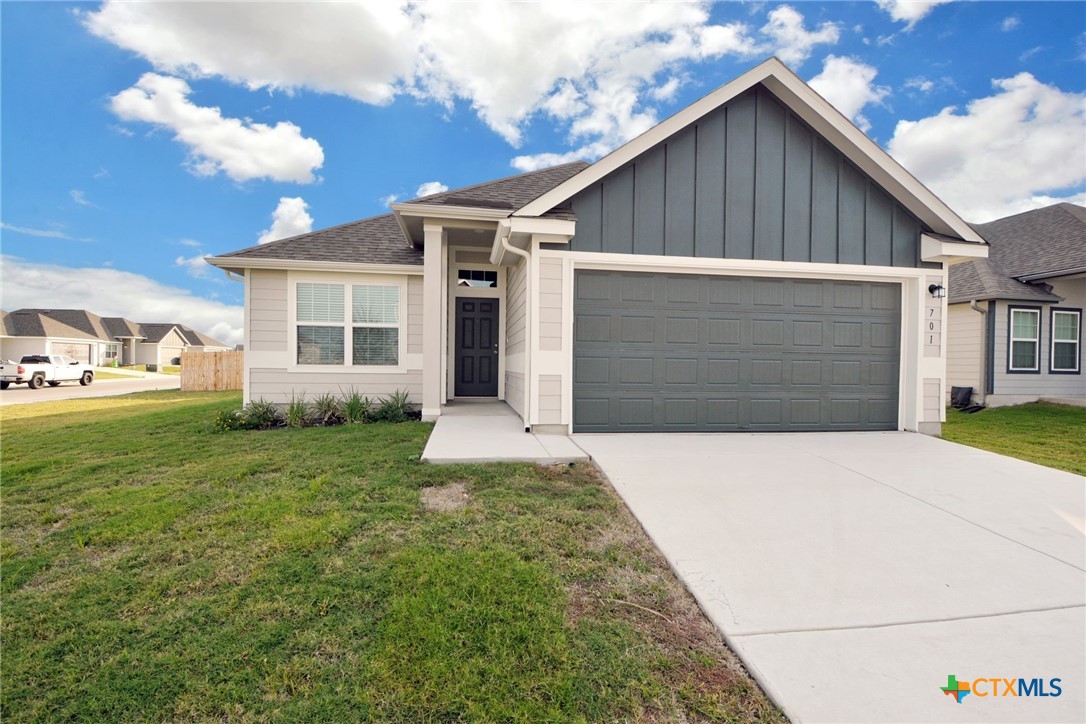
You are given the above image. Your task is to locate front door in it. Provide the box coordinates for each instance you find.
[455,297,499,397]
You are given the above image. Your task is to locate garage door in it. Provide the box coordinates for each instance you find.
[573,271,900,432]
[51,342,92,364]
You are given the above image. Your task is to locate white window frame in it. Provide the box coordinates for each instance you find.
[287,272,408,374]
[1008,306,1040,373]
[350,283,401,367]
[1050,308,1081,374]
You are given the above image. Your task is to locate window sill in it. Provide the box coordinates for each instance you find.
[287,365,410,375]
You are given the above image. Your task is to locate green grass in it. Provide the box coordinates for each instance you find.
[1,391,780,722]
[121,364,181,375]
[943,402,1086,475]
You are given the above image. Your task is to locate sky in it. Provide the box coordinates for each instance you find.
[2,1,1084,347]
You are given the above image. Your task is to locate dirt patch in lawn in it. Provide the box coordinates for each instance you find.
[420,481,470,512]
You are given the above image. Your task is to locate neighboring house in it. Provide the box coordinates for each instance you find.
[947,203,1085,407]
[208,58,987,435]
[0,309,230,367]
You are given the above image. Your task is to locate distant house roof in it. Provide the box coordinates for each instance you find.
[949,203,1086,304]
[1,308,228,347]
[102,317,144,339]
[136,323,183,344]
[213,162,589,267]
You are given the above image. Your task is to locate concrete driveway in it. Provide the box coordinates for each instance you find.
[0,375,180,406]
[575,432,1085,723]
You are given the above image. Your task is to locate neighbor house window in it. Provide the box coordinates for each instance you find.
[1050,309,1081,373]
[295,281,401,367]
[1008,307,1040,372]
[457,269,498,288]
[352,284,399,366]
[297,282,345,365]
[104,344,119,360]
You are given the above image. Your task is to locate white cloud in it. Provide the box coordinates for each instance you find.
[1001,16,1021,32]
[0,255,243,346]
[905,76,935,93]
[110,73,324,183]
[70,189,98,208]
[649,77,683,103]
[175,254,212,279]
[415,181,448,198]
[888,73,1086,222]
[257,197,313,245]
[379,194,399,207]
[0,222,93,242]
[760,5,839,67]
[875,0,953,30]
[1019,46,1044,62]
[808,55,890,132]
[511,149,591,173]
[82,2,839,174]
[93,167,110,180]
[178,238,202,248]
[109,124,134,137]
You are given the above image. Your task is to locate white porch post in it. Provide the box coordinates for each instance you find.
[422,223,445,421]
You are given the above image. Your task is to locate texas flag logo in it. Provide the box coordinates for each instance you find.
[941,675,971,703]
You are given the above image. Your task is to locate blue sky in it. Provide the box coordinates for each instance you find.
[2,1,1084,345]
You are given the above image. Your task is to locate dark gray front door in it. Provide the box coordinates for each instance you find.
[573,271,901,432]
[455,297,499,397]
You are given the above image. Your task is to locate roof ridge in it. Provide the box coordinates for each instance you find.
[406,161,590,204]
[220,212,400,259]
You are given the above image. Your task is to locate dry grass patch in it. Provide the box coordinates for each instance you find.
[419,481,471,512]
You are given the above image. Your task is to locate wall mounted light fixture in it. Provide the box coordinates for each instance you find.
[928,284,947,299]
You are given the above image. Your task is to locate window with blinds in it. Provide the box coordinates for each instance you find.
[352,284,399,366]
[297,283,344,322]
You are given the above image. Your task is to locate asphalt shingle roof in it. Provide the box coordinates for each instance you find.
[102,317,144,339]
[1,309,228,348]
[405,161,589,210]
[219,214,424,266]
[949,203,1085,304]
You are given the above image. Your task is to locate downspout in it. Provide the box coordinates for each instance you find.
[499,226,533,432]
[969,299,987,404]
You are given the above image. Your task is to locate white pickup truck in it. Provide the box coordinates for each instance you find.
[0,355,95,390]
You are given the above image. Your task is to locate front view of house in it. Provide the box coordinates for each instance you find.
[209,59,987,436]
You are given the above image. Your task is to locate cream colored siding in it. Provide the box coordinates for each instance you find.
[990,277,1086,401]
[538,375,562,424]
[946,302,983,393]
[538,257,563,352]
[407,276,424,355]
[504,258,527,417]
[249,270,289,352]
[923,378,941,419]
[249,369,422,403]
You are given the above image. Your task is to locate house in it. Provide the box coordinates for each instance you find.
[0,309,230,367]
[947,203,1085,407]
[207,58,988,436]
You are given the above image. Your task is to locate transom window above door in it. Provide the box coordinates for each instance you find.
[457,269,498,288]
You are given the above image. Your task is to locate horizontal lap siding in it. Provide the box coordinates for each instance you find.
[946,303,983,393]
[505,259,528,417]
[249,369,422,403]
[249,270,288,351]
[568,86,925,267]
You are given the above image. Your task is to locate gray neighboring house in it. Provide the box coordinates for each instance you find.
[209,58,988,435]
[947,203,1085,407]
[0,309,230,366]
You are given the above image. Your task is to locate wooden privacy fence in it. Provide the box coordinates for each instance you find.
[180,351,244,391]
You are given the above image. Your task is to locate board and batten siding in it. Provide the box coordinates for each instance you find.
[946,303,984,395]
[567,86,928,268]
[505,258,527,417]
[989,277,1086,403]
[244,268,424,404]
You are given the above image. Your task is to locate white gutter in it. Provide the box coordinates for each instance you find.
[969,299,988,404]
[498,225,533,432]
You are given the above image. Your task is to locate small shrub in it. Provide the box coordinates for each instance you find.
[212,409,252,432]
[313,392,342,426]
[286,393,310,428]
[341,388,374,424]
[373,389,413,423]
[246,399,281,429]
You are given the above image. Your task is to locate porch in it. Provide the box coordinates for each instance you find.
[420,400,588,464]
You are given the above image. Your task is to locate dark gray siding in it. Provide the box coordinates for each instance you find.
[568,86,927,267]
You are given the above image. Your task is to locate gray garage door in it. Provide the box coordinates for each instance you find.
[573,271,901,432]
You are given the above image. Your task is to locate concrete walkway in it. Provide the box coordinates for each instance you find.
[421,401,589,464]
[576,432,1085,723]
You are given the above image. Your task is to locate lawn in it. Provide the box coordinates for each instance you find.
[1,391,781,721]
[943,402,1086,476]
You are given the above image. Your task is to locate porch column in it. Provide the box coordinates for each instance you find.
[422,223,445,421]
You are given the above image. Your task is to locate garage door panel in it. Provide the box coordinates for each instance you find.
[574,271,900,432]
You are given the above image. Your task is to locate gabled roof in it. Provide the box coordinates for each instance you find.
[102,317,144,339]
[403,161,589,211]
[972,203,1086,280]
[214,213,423,266]
[3,309,113,341]
[515,57,982,245]
[175,325,230,348]
[136,323,185,344]
[948,203,1085,304]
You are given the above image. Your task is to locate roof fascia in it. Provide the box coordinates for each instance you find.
[516,57,983,244]
[1015,266,1086,282]
[392,202,510,222]
[205,257,424,275]
[921,234,989,264]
